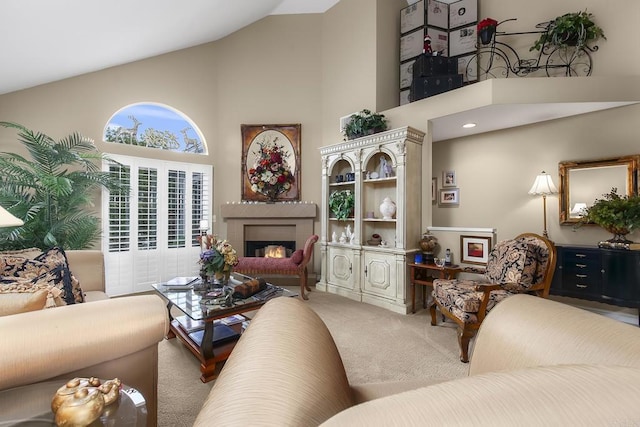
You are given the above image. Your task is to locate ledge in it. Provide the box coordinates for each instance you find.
[387,76,640,141]
[220,203,316,219]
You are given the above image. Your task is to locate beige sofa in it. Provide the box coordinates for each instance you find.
[195,294,640,426]
[0,250,169,426]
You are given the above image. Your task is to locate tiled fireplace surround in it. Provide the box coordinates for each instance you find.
[220,203,317,264]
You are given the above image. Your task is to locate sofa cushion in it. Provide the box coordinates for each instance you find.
[0,247,83,304]
[484,239,537,290]
[0,273,64,316]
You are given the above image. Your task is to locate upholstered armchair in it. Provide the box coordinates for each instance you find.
[430,233,557,363]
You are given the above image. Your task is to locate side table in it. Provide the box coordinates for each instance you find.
[408,263,461,313]
[0,380,147,426]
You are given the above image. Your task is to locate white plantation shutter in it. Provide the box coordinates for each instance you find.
[103,155,211,295]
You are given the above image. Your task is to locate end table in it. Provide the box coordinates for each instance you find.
[408,263,461,313]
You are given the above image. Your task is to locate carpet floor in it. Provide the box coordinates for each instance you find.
[157,288,469,426]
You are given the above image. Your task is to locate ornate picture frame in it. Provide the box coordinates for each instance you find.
[241,124,301,202]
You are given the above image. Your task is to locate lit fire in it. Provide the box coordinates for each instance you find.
[265,245,286,258]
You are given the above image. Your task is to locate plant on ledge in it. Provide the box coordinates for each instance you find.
[0,122,127,250]
[329,189,355,220]
[576,188,640,246]
[343,109,388,140]
[530,10,605,52]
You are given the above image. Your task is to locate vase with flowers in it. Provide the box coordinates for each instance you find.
[248,140,295,202]
[477,18,498,45]
[198,234,239,287]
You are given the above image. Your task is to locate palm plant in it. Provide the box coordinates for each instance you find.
[0,121,127,250]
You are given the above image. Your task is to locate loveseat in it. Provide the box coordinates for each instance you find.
[0,249,169,426]
[195,294,640,426]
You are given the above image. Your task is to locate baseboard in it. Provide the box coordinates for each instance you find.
[549,295,638,326]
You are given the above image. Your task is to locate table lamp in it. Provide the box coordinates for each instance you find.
[528,171,558,238]
[0,206,23,227]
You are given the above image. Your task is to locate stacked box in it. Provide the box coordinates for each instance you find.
[399,0,478,104]
[409,53,463,101]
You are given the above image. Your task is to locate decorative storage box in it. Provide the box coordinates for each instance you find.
[410,74,464,101]
[412,54,458,78]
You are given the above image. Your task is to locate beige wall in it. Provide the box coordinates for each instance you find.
[0,0,637,263]
[424,0,640,247]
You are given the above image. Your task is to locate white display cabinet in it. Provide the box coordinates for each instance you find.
[318,126,425,314]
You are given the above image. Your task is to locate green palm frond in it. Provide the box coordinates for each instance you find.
[0,121,129,250]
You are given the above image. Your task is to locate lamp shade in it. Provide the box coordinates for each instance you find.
[528,171,558,195]
[0,206,23,227]
[199,219,209,231]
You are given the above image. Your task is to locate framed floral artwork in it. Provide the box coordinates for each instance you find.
[241,124,301,202]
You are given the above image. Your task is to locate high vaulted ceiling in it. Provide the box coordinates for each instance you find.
[0,0,340,95]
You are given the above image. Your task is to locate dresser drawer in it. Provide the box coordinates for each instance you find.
[561,270,601,294]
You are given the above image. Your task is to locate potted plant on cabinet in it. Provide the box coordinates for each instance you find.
[343,109,388,140]
[329,189,355,220]
[576,188,640,249]
[530,10,605,51]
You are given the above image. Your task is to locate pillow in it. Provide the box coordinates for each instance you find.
[290,249,304,265]
[0,247,83,304]
[35,247,84,304]
[0,274,64,316]
[484,239,537,290]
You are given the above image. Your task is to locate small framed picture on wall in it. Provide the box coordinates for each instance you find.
[442,170,456,187]
[439,188,459,206]
[460,235,492,265]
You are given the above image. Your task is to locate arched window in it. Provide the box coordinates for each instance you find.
[104,102,206,154]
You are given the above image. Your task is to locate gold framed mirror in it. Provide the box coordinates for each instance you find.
[559,155,640,225]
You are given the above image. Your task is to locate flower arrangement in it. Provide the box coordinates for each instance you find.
[477,18,498,32]
[477,18,498,45]
[248,138,295,201]
[198,234,239,279]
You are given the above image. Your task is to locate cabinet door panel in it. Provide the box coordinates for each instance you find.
[363,252,397,298]
[602,250,640,305]
[328,247,354,289]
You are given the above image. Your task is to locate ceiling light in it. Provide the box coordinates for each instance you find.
[462,123,477,128]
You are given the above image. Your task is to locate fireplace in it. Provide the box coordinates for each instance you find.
[221,203,316,257]
[245,240,296,258]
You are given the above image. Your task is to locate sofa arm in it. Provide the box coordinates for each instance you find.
[0,295,169,391]
[194,297,355,427]
[321,365,640,426]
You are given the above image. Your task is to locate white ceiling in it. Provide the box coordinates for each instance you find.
[0,0,340,95]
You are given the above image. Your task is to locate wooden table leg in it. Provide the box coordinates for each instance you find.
[410,266,417,313]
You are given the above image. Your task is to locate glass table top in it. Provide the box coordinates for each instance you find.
[152,272,297,321]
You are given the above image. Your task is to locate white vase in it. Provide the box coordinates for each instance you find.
[379,197,396,220]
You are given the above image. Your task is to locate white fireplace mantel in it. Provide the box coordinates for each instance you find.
[221,203,317,257]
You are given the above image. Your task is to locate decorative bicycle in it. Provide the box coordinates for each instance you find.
[466,18,597,82]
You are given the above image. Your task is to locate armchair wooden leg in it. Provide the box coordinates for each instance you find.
[429,302,438,326]
[458,327,474,363]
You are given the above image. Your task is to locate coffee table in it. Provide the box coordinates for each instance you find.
[153,273,297,383]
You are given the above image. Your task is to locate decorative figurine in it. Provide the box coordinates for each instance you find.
[423,34,433,54]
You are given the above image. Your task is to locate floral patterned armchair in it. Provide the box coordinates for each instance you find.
[430,233,557,362]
